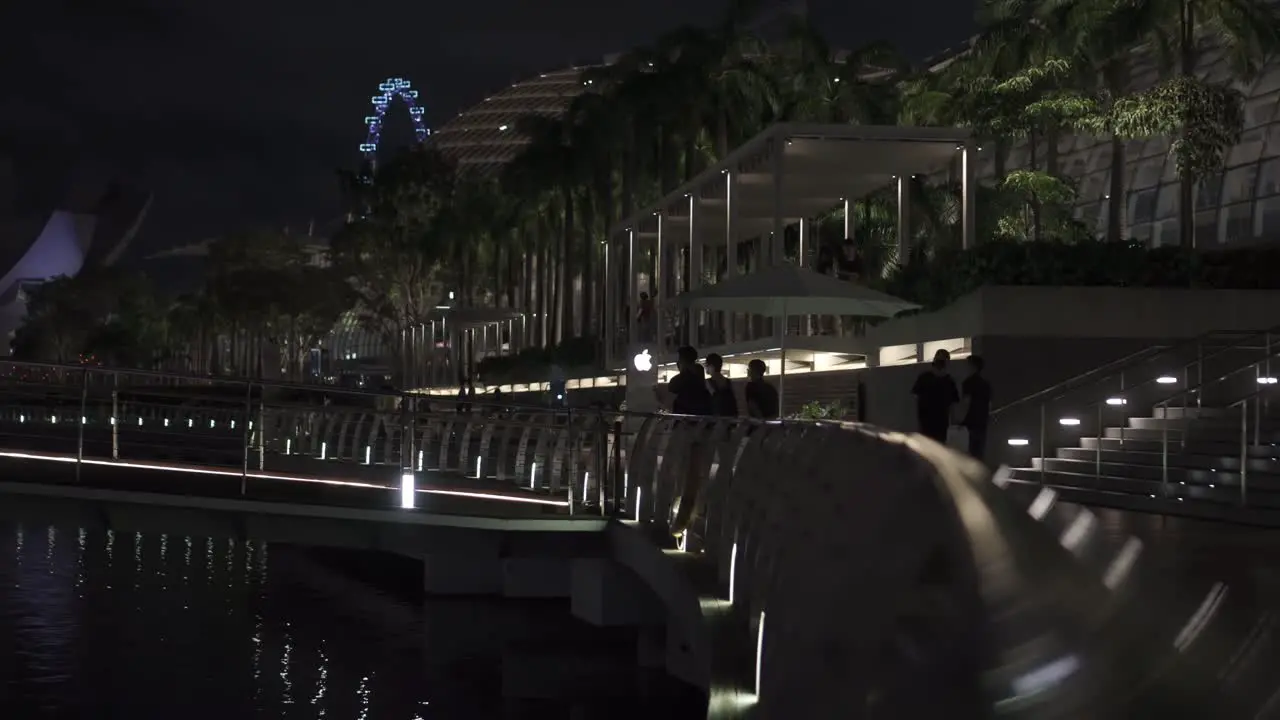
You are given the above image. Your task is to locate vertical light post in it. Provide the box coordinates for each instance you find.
[400,391,415,509]
[111,371,119,460]
[240,382,252,496]
[75,368,88,483]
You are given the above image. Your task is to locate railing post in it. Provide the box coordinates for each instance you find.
[1240,399,1249,507]
[1160,407,1169,499]
[1118,371,1126,447]
[111,371,119,460]
[256,398,265,471]
[240,382,252,496]
[1196,338,1203,409]
[1038,403,1046,484]
[612,417,624,516]
[400,393,414,474]
[1094,401,1102,488]
[1267,333,1274,414]
[75,368,88,483]
[592,412,606,515]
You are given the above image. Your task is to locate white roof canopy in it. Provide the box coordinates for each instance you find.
[616,123,973,245]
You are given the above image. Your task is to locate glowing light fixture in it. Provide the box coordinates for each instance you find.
[400,472,415,509]
[1007,438,1030,446]
[729,541,738,604]
[1106,397,1127,406]
[755,611,767,697]
[1258,376,1278,385]
[1059,417,1081,426]
[1156,376,1177,384]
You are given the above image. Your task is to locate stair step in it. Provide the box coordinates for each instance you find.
[1008,468,1280,509]
[1037,457,1280,491]
[1152,405,1280,420]
[999,475,1280,527]
[1057,446,1280,474]
[1079,436,1280,459]
[1154,406,1232,419]
[1127,415,1280,432]
[1103,426,1280,443]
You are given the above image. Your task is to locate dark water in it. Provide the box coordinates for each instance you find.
[0,522,697,719]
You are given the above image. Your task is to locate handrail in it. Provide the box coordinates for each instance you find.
[1153,345,1280,497]
[994,323,1280,418]
[989,345,1166,416]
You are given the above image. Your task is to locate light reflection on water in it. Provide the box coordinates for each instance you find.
[0,522,436,717]
[0,521,705,719]
[0,521,565,718]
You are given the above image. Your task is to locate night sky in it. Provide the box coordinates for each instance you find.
[0,0,974,262]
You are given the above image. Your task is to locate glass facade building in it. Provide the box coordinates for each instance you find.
[431,67,590,174]
[988,43,1280,247]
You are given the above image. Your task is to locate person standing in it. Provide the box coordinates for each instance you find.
[960,355,993,461]
[664,345,712,416]
[911,349,959,444]
[704,353,739,418]
[744,359,780,420]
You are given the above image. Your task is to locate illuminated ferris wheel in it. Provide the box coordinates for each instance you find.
[358,77,430,169]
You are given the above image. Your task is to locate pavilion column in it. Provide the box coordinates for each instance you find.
[798,217,808,268]
[602,239,612,365]
[655,212,665,351]
[627,228,638,353]
[724,169,737,345]
[688,194,702,347]
[962,139,977,250]
[896,175,911,264]
[844,198,855,243]
[772,137,786,266]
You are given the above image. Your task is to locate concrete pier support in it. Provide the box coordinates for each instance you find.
[571,558,665,627]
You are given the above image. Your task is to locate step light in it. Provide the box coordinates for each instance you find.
[1106,397,1127,406]
[1059,417,1081,426]
[1007,438,1030,446]
[1156,376,1177,384]
[1258,376,1278,385]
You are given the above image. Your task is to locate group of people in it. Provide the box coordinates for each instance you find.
[660,345,780,420]
[911,349,992,461]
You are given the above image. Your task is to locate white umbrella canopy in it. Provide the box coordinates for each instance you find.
[675,264,920,318]
[674,264,919,417]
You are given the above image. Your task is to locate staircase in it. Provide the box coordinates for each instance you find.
[995,326,1280,526]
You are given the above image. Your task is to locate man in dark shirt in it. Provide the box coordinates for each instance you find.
[911,349,959,443]
[666,345,712,415]
[961,355,993,461]
[744,359,780,420]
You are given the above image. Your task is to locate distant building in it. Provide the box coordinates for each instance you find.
[0,160,151,354]
[430,65,597,176]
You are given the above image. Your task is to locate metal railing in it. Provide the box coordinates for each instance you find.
[0,359,1273,713]
[992,324,1280,420]
[0,359,644,515]
[1153,346,1280,505]
[987,325,1280,487]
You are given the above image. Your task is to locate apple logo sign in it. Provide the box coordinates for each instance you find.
[632,348,653,372]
